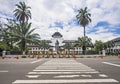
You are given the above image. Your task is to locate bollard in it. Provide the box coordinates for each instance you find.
[2,51,6,59]
[99,54,103,59]
[16,55,19,59]
[37,56,39,59]
[118,54,120,59]
[2,56,5,59]
[73,52,76,60]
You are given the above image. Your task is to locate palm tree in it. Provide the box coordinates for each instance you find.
[11,22,40,54]
[84,36,93,48]
[76,7,91,54]
[13,1,31,24]
[75,36,93,54]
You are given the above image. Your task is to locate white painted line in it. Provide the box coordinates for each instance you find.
[81,75,92,77]
[26,75,39,78]
[28,71,99,74]
[54,75,79,78]
[33,69,95,72]
[103,62,120,67]
[35,67,93,70]
[31,59,41,64]
[28,72,37,74]
[99,74,108,77]
[12,79,119,84]
[0,70,8,72]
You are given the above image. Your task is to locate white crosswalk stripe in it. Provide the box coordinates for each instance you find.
[13,79,119,83]
[26,75,40,78]
[28,71,99,74]
[33,69,95,72]
[12,59,119,84]
[99,74,108,77]
[0,70,8,73]
[54,75,80,78]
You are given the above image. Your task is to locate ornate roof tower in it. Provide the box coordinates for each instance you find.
[52,32,63,38]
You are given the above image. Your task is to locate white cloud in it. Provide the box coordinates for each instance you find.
[0,0,120,43]
[89,31,119,43]
[0,0,26,14]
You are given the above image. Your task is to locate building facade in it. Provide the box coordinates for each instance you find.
[28,32,91,56]
[107,37,120,54]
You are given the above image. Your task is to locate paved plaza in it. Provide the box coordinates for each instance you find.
[0,57,120,84]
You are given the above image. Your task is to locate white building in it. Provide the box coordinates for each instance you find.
[49,32,64,53]
[28,32,91,55]
[107,37,120,54]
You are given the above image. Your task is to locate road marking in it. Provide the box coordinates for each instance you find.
[31,59,41,64]
[33,69,95,72]
[28,71,99,74]
[35,67,94,70]
[54,75,79,78]
[35,59,96,70]
[102,62,120,67]
[12,79,119,84]
[99,74,108,77]
[0,70,8,72]
[26,75,40,78]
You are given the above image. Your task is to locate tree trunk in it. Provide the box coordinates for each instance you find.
[21,38,26,55]
[84,26,85,37]
[83,26,86,55]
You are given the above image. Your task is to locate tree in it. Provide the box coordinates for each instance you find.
[13,1,31,24]
[0,42,10,51]
[0,21,5,41]
[94,40,104,53]
[104,41,114,50]
[75,36,93,54]
[76,7,91,54]
[12,1,40,55]
[11,22,40,54]
[4,19,17,50]
[63,42,73,57]
[75,36,93,47]
[39,40,50,57]
[0,21,3,40]
[0,20,14,50]
[103,41,115,55]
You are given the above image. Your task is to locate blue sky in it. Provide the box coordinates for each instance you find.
[0,0,120,43]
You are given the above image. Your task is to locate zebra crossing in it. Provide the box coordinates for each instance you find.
[12,59,119,84]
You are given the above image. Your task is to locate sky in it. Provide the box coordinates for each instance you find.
[0,0,120,43]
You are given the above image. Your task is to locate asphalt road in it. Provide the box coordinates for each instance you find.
[0,56,120,84]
